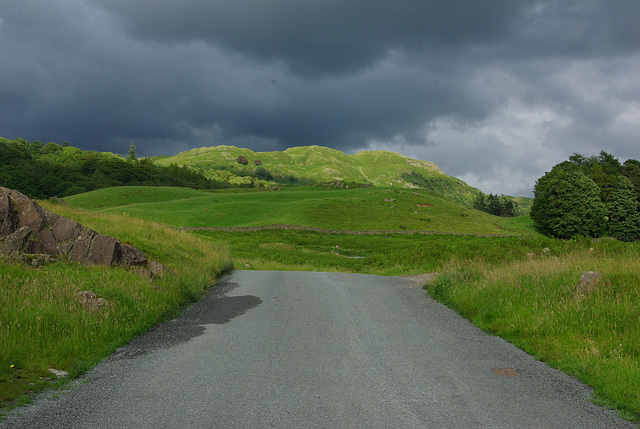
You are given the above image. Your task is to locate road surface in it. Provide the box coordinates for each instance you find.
[1,270,634,428]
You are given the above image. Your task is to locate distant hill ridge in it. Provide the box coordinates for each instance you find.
[155,145,481,206]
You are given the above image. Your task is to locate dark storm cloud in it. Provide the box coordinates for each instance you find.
[93,0,522,76]
[1,0,639,196]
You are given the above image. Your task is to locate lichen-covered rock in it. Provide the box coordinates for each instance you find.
[3,226,33,252]
[69,229,96,263]
[49,212,83,243]
[5,188,47,233]
[29,229,59,255]
[120,243,147,267]
[87,233,121,266]
[0,187,161,274]
[148,261,166,278]
[0,193,17,236]
[575,271,603,299]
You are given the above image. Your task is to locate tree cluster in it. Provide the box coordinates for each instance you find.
[0,137,224,199]
[530,151,640,241]
[473,193,516,217]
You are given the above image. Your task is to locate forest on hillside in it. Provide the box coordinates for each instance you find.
[0,137,224,198]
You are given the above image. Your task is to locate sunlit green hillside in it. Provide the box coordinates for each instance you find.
[153,145,485,207]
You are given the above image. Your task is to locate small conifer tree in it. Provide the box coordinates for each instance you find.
[127,142,136,161]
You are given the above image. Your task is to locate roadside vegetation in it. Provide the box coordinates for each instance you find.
[1,142,638,422]
[196,229,551,275]
[0,205,232,411]
[428,242,640,421]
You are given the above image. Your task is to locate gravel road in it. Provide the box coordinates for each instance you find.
[1,270,634,428]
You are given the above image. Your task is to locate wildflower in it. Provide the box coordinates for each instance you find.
[10,364,15,369]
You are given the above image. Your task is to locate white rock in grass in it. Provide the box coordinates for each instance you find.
[48,368,69,378]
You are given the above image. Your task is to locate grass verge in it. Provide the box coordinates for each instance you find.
[426,242,640,422]
[0,204,232,412]
[195,229,578,276]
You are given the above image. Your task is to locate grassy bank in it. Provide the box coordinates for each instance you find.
[427,242,640,421]
[195,229,556,275]
[0,204,232,410]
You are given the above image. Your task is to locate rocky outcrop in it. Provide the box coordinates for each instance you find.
[0,187,162,273]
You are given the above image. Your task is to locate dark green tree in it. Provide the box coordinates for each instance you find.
[473,192,486,211]
[530,164,606,239]
[622,159,640,207]
[472,192,515,217]
[486,194,502,216]
[43,142,62,154]
[570,151,621,204]
[254,166,273,181]
[499,196,516,217]
[608,176,640,241]
[127,142,137,161]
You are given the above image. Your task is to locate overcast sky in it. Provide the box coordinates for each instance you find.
[2,1,639,196]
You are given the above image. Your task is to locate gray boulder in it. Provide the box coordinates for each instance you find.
[574,271,603,299]
[0,187,162,273]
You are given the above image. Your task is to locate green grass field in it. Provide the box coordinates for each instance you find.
[2,185,638,422]
[64,186,533,235]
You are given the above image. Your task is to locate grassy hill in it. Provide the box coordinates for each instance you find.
[153,145,488,207]
[64,186,534,236]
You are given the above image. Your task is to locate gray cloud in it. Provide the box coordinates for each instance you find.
[93,0,522,76]
[1,0,639,197]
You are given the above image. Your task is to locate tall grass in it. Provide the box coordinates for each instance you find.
[0,204,232,409]
[428,242,640,421]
